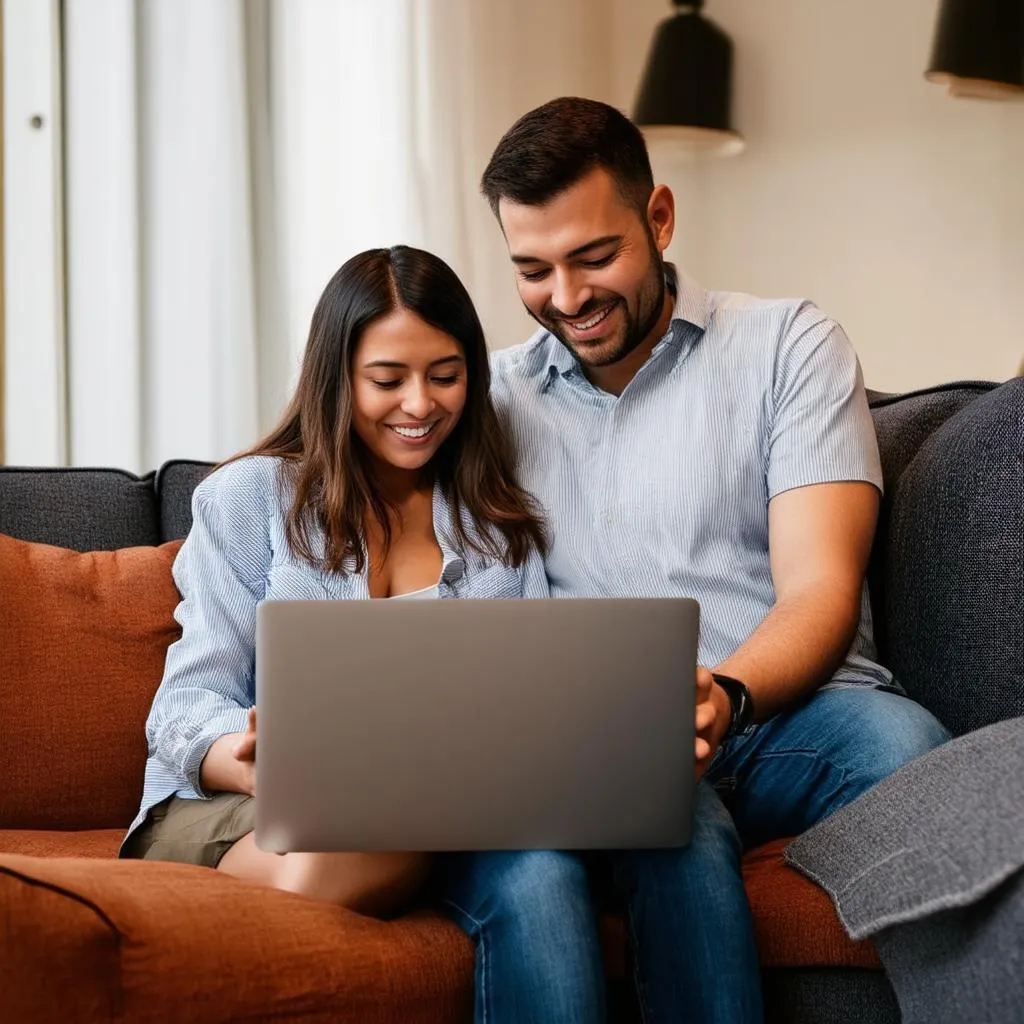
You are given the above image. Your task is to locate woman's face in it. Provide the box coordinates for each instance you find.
[350,307,468,476]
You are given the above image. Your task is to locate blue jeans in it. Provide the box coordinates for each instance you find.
[433,686,950,1023]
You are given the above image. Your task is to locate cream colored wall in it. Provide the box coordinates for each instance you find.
[611,0,1024,391]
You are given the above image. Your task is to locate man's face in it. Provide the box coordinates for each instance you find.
[499,167,672,370]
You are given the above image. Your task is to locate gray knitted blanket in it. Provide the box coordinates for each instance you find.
[786,716,1024,1024]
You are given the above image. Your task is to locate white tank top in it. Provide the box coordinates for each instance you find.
[388,583,439,600]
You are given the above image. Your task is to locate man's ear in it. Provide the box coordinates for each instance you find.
[647,185,675,254]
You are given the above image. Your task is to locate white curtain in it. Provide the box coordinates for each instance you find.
[62,0,607,473]
[65,0,265,471]
[271,0,477,377]
[64,0,479,472]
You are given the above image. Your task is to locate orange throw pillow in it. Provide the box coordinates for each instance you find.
[0,535,183,830]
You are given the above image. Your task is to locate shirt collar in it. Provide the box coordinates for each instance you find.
[667,264,709,332]
[544,263,709,379]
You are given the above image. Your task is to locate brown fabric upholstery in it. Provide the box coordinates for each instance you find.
[0,536,182,831]
[0,858,121,1020]
[0,854,474,1023]
[0,837,876,1019]
[0,829,124,859]
[743,839,881,969]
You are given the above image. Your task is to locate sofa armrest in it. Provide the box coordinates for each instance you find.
[0,855,472,1023]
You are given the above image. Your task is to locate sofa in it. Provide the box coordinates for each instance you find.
[1,377,1021,1022]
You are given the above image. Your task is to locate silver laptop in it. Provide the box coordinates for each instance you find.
[254,597,698,853]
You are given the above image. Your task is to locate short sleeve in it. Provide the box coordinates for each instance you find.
[767,315,882,500]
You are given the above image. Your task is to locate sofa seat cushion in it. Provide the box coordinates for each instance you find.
[0,854,473,1023]
[0,838,877,1009]
[0,829,124,859]
[743,839,881,969]
[0,536,183,830]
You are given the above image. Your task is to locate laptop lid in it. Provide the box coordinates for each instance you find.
[255,597,698,852]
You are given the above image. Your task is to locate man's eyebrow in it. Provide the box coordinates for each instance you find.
[510,234,623,265]
[362,354,465,369]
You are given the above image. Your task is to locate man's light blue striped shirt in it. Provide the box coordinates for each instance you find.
[490,268,892,689]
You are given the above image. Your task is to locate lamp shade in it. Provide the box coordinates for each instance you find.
[926,0,1024,100]
[633,1,743,155]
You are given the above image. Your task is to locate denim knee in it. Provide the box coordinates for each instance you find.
[439,849,593,938]
[612,784,762,1024]
[822,688,951,793]
[436,850,605,1024]
[495,851,593,942]
[616,781,744,895]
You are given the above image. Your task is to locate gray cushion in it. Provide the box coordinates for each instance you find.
[870,382,995,486]
[156,460,215,542]
[867,382,996,664]
[0,467,159,551]
[884,379,1023,734]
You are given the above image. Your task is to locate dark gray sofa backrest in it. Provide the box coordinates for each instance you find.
[878,379,1023,737]
[156,461,215,541]
[0,461,215,552]
[0,467,161,550]
[865,382,998,663]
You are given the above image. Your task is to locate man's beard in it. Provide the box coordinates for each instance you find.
[535,248,667,369]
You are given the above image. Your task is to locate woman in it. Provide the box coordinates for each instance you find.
[121,246,548,918]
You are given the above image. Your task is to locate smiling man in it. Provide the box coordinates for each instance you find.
[432,98,951,1023]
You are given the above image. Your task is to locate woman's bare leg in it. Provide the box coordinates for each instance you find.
[218,832,430,918]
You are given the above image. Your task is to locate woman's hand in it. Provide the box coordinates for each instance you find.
[230,707,258,795]
[199,708,257,796]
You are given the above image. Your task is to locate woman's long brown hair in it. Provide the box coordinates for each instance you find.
[235,246,546,573]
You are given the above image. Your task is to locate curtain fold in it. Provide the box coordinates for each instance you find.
[137,0,261,470]
[65,0,264,471]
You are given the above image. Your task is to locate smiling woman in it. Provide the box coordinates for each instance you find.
[120,244,550,917]
[238,245,547,577]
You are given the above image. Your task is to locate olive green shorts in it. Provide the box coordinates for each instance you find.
[120,793,255,868]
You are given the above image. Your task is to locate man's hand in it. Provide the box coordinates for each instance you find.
[695,667,730,780]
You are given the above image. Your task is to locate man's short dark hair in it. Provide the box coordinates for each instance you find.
[481,97,655,220]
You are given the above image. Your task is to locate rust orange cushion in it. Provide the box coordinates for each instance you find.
[743,838,881,969]
[0,854,473,1023]
[0,535,182,830]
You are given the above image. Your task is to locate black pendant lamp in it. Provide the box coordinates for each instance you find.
[633,0,744,156]
[926,0,1024,100]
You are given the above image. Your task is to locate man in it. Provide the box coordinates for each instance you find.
[434,97,949,1022]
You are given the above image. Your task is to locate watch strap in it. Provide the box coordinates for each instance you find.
[711,672,754,740]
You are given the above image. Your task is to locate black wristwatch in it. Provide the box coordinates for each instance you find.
[712,673,755,741]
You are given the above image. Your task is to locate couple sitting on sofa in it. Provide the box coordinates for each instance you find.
[121,97,949,1024]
